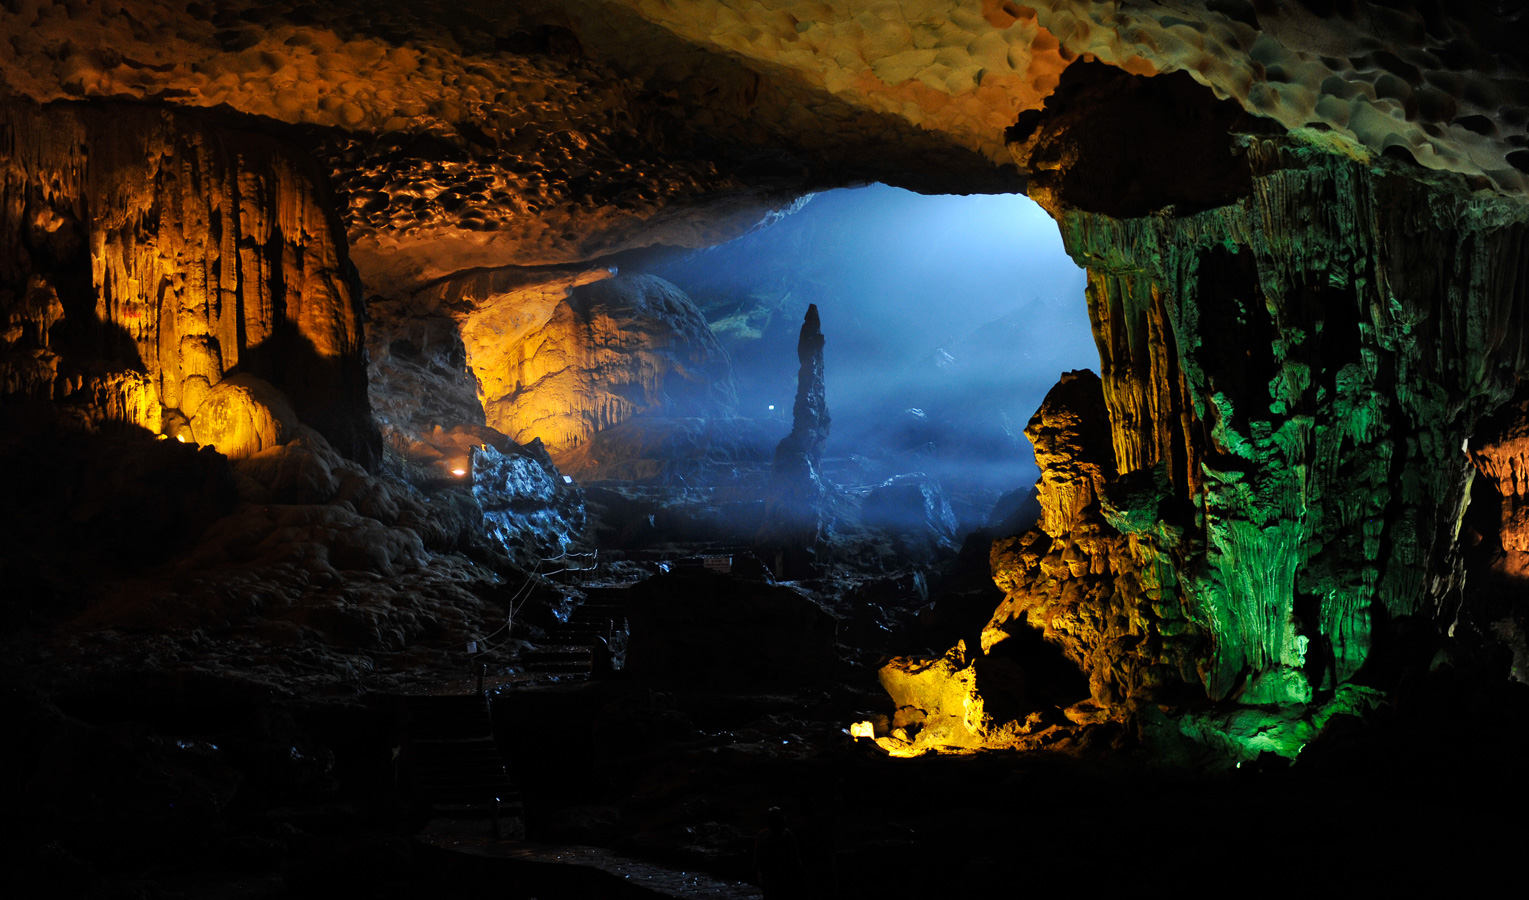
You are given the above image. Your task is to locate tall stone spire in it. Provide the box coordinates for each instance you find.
[763,304,830,567]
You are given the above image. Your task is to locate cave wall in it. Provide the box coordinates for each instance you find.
[471,273,739,458]
[4,1,1529,755]
[0,102,379,465]
[983,68,1529,750]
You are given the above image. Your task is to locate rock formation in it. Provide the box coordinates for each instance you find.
[2,0,1528,769]
[988,371,1202,714]
[0,101,379,466]
[997,64,1527,755]
[364,278,587,565]
[861,473,960,560]
[1464,391,1529,684]
[477,273,738,459]
[764,304,831,552]
[1471,393,1529,576]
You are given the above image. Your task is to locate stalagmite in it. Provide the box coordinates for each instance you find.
[763,304,831,565]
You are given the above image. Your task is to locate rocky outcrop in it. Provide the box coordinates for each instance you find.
[861,473,959,560]
[555,415,775,482]
[480,273,737,458]
[764,304,831,549]
[0,102,378,466]
[19,2,1529,302]
[1464,393,1529,684]
[987,371,1202,714]
[1471,395,1529,567]
[999,66,1529,754]
[364,287,587,566]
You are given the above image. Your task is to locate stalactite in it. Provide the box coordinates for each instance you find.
[0,101,379,466]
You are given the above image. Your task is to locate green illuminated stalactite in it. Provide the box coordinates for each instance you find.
[1052,137,1529,738]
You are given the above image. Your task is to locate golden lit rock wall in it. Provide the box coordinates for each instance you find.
[986,371,1202,714]
[472,274,738,456]
[0,1,816,294]
[1472,396,1529,559]
[0,102,377,464]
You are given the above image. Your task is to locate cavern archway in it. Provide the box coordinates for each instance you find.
[5,1,1529,894]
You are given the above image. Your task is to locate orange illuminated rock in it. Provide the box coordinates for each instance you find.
[479,274,737,457]
[190,375,298,461]
[0,101,378,465]
[1471,396,1529,556]
[876,642,1056,757]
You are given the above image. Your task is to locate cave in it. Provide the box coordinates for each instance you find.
[4,2,1528,896]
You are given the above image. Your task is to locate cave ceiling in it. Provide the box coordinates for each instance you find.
[6,0,1527,297]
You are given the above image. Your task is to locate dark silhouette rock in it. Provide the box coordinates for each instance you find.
[861,473,959,558]
[763,305,830,562]
[624,569,839,685]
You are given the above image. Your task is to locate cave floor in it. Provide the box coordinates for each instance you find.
[7,560,1528,898]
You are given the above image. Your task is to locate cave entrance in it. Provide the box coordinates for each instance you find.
[573,183,1094,549]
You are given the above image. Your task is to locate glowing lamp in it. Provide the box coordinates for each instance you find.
[175,435,188,443]
[452,467,467,476]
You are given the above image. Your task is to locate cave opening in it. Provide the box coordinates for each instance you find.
[649,184,1091,525]
[558,182,1094,553]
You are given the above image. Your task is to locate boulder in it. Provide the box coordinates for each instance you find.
[190,375,299,461]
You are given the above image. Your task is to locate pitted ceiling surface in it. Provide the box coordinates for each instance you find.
[5,1,1526,288]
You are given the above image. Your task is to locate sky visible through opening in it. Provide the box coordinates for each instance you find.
[647,182,1096,525]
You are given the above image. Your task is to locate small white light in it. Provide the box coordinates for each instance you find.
[768,404,775,410]
[563,475,573,484]
[175,434,187,443]
[452,468,466,476]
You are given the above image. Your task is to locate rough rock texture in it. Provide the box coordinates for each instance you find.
[364,281,587,565]
[987,372,1203,714]
[0,101,378,466]
[12,2,1528,301]
[764,304,830,547]
[189,374,299,461]
[1464,393,1529,684]
[0,1,833,294]
[876,641,1064,756]
[586,0,1529,191]
[861,473,960,559]
[998,67,1529,753]
[1471,395,1529,563]
[477,273,738,457]
[5,0,1529,768]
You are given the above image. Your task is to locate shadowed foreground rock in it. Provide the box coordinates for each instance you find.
[624,569,839,686]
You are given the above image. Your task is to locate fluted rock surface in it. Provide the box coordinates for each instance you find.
[1001,66,1528,753]
[481,273,737,458]
[0,102,378,466]
[365,283,587,565]
[987,371,1202,713]
[1471,396,1529,561]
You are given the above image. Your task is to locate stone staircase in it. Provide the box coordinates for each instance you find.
[521,585,631,679]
